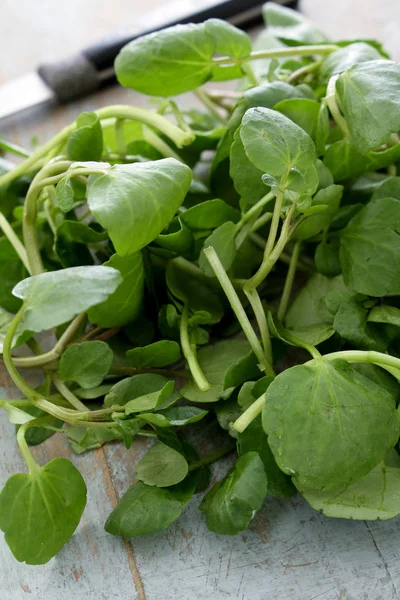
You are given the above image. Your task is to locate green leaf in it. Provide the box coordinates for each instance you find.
[152,406,208,427]
[200,452,267,535]
[126,340,181,368]
[55,177,85,213]
[0,306,31,354]
[88,253,144,328]
[262,359,399,492]
[368,305,400,327]
[336,60,400,154]
[135,442,189,487]
[319,42,382,85]
[105,478,194,537]
[263,3,326,44]
[285,273,348,345]
[66,112,103,161]
[237,417,295,498]
[116,23,215,96]
[230,128,267,207]
[0,237,27,313]
[205,18,251,58]
[274,98,320,140]
[223,350,261,390]
[240,107,316,178]
[180,199,240,230]
[314,242,342,277]
[301,461,400,520]
[166,260,224,324]
[294,184,343,240]
[124,380,175,414]
[67,425,122,454]
[332,297,388,351]
[154,218,193,255]
[55,220,108,268]
[371,176,400,201]
[340,197,400,295]
[87,159,192,256]
[104,373,171,408]
[182,339,252,403]
[323,139,400,182]
[199,222,237,277]
[0,458,86,564]
[13,265,122,333]
[59,341,113,388]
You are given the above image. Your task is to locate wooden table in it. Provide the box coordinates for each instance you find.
[2,2,400,599]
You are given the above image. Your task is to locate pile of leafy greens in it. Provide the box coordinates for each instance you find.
[1,4,400,565]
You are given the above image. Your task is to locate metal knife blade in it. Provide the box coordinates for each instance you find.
[0,0,297,123]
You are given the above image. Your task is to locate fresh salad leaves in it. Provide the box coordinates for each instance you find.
[1,4,400,566]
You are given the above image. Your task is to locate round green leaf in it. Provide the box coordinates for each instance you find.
[59,341,113,389]
[262,359,399,492]
[135,443,189,487]
[0,458,86,565]
[240,107,316,178]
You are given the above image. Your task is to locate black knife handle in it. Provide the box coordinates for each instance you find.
[38,0,298,103]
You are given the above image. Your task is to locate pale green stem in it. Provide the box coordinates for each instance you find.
[180,302,210,392]
[115,118,126,155]
[0,105,194,189]
[194,89,225,124]
[306,350,400,373]
[143,127,182,161]
[13,312,87,368]
[17,422,39,473]
[44,198,57,235]
[52,376,88,411]
[232,394,265,433]
[3,307,41,400]
[244,192,294,291]
[288,59,322,83]
[214,44,338,65]
[325,75,350,138]
[235,192,275,233]
[241,62,258,85]
[244,288,273,367]
[0,211,31,273]
[251,211,273,233]
[203,246,273,376]
[277,241,302,321]
[0,137,30,158]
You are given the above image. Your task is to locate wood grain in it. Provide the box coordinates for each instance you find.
[2,2,400,598]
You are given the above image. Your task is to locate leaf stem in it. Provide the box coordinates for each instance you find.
[214,44,338,65]
[244,188,295,291]
[194,89,226,124]
[235,192,275,233]
[288,59,322,83]
[188,442,236,471]
[277,241,302,321]
[3,307,40,400]
[325,75,350,138]
[203,246,274,376]
[17,422,39,473]
[243,288,273,367]
[232,394,265,433]
[306,350,400,374]
[0,137,30,158]
[115,118,126,155]
[0,211,31,273]
[0,106,194,190]
[12,312,87,368]
[180,302,210,391]
[51,375,88,411]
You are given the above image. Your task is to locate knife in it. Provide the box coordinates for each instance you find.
[0,0,298,122]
